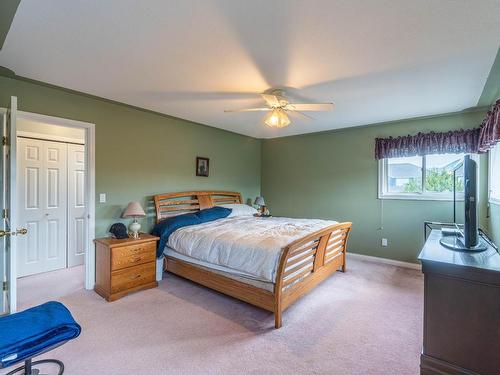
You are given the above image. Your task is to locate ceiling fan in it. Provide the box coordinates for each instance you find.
[224,89,334,128]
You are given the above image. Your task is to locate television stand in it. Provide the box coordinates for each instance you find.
[418,230,500,375]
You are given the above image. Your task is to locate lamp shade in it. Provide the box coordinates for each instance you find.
[122,201,146,218]
[254,196,266,206]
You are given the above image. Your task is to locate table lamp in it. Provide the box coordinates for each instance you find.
[254,196,266,215]
[122,201,146,239]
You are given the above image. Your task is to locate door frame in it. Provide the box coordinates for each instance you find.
[16,110,96,290]
[0,107,7,313]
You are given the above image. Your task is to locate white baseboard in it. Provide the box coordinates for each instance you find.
[347,252,421,270]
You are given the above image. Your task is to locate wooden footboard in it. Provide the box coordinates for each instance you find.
[273,222,352,328]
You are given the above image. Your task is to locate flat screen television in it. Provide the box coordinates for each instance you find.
[440,155,487,252]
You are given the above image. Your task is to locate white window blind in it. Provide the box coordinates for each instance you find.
[490,144,500,204]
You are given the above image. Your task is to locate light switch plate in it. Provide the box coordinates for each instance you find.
[381,238,388,247]
[99,193,106,203]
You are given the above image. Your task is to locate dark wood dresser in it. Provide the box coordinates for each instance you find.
[418,230,500,375]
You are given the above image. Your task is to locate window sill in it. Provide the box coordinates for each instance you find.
[490,198,500,206]
[378,194,464,202]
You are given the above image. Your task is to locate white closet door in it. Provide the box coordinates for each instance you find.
[17,138,68,277]
[67,143,86,267]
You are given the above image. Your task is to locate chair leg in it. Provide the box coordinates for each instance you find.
[25,358,32,375]
[6,358,64,375]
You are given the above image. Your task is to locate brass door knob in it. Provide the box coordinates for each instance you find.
[0,230,10,237]
[0,228,28,237]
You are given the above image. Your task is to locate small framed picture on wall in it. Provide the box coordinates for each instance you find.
[196,157,209,177]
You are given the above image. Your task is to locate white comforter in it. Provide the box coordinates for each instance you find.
[167,216,337,283]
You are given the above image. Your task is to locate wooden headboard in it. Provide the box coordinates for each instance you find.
[153,191,243,223]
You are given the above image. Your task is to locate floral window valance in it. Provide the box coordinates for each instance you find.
[375,99,500,160]
[478,99,500,152]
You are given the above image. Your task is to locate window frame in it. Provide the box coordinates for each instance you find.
[378,153,478,201]
[489,144,500,205]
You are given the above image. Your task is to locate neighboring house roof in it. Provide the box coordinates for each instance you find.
[388,163,421,179]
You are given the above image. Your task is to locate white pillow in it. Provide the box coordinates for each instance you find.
[219,203,258,217]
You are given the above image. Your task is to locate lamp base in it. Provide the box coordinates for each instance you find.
[129,221,141,239]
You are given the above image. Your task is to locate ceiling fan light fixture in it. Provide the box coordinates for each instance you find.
[264,108,290,128]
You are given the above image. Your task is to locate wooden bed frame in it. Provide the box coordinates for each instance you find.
[153,190,352,328]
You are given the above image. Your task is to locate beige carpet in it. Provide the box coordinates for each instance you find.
[2,258,423,375]
[17,265,84,310]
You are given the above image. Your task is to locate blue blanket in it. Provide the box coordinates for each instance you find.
[152,206,231,257]
[0,301,81,368]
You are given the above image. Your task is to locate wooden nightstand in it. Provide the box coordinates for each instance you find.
[94,233,159,301]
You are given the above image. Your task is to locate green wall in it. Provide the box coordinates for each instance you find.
[262,110,489,263]
[0,75,261,236]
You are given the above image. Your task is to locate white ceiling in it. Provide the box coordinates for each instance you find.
[1,0,499,138]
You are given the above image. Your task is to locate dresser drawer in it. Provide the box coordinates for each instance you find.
[111,242,156,270]
[111,262,156,293]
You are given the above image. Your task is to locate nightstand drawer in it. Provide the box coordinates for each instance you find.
[111,262,156,293]
[111,242,156,270]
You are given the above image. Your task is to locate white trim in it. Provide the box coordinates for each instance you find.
[8,97,18,313]
[16,110,96,290]
[347,252,421,270]
[378,193,465,202]
[0,108,7,313]
[17,111,92,130]
[17,130,84,145]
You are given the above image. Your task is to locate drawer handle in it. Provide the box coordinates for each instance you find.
[131,247,143,253]
[131,257,142,263]
[130,274,141,280]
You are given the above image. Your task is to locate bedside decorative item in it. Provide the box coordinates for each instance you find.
[196,156,209,177]
[122,201,146,239]
[109,223,128,239]
[254,196,269,216]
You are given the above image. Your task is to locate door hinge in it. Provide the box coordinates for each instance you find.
[2,209,8,219]
[2,281,7,291]
[2,136,7,146]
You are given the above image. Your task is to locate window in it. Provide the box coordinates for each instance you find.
[378,153,470,200]
[490,144,500,204]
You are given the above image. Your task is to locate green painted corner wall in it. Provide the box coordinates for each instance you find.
[261,110,489,263]
[0,75,261,237]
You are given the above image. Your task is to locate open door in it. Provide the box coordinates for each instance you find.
[1,96,27,314]
[0,107,6,314]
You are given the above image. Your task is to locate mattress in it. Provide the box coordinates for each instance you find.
[164,248,275,292]
[167,216,337,283]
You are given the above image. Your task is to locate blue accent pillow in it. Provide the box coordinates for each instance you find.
[195,206,231,221]
[152,206,231,257]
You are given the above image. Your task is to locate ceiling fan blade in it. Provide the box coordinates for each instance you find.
[260,94,281,107]
[288,110,315,121]
[285,103,334,111]
[224,108,271,112]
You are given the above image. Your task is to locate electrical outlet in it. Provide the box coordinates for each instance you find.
[381,238,388,247]
[99,193,106,203]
